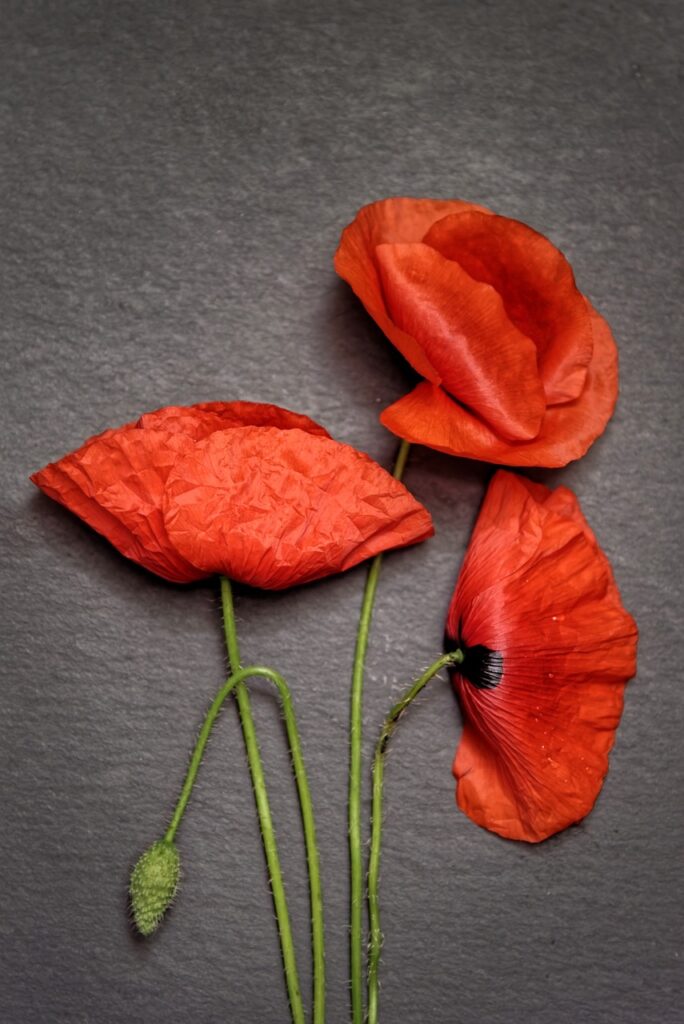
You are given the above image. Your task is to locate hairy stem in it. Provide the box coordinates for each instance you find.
[348,438,411,1024]
[367,649,464,1024]
[165,657,325,1024]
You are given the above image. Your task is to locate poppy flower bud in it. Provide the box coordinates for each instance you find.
[130,839,180,936]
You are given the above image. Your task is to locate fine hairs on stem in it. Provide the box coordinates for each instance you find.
[366,649,464,1024]
[219,578,325,1024]
[148,580,327,1023]
[163,655,325,1024]
[218,578,306,1024]
[348,439,411,1024]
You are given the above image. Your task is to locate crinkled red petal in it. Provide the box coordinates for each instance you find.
[137,401,330,440]
[162,426,434,589]
[32,427,205,583]
[446,471,637,842]
[31,402,331,583]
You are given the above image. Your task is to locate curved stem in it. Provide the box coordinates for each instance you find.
[219,577,311,1024]
[163,664,248,842]
[348,439,411,1024]
[366,649,464,1024]
[165,661,323,1024]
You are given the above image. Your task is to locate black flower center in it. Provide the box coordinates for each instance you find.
[446,633,504,690]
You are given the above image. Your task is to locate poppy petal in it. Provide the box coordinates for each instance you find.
[375,242,545,441]
[137,401,330,440]
[446,471,638,842]
[380,303,617,468]
[162,426,434,589]
[334,197,489,382]
[32,428,205,582]
[423,211,594,404]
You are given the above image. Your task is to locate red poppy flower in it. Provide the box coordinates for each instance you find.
[445,470,637,842]
[31,402,433,588]
[335,197,618,468]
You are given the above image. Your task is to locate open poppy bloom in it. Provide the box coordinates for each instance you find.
[335,197,618,468]
[446,470,637,842]
[31,401,433,589]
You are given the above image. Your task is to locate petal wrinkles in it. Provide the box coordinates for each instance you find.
[375,242,545,441]
[423,211,594,404]
[32,427,204,582]
[137,401,330,440]
[446,471,637,842]
[33,402,435,589]
[380,303,618,468]
[162,427,434,589]
[334,197,489,382]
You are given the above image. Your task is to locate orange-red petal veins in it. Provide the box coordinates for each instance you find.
[162,426,434,589]
[334,197,490,382]
[375,242,545,441]
[337,198,618,468]
[31,427,205,582]
[446,471,637,842]
[380,303,618,468]
[423,211,594,404]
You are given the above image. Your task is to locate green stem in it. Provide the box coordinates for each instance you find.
[348,438,411,1024]
[366,649,464,1024]
[164,661,323,1024]
[220,575,242,670]
[220,577,315,1024]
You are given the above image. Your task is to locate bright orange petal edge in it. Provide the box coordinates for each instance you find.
[31,402,433,588]
[446,470,637,842]
[334,196,491,382]
[380,305,618,468]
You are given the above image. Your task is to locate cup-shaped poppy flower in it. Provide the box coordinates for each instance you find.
[335,197,618,468]
[445,470,637,842]
[31,401,433,589]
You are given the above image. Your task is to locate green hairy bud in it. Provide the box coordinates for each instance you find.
[130,839,180,936]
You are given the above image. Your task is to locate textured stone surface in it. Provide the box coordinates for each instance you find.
[1,1,681,1021]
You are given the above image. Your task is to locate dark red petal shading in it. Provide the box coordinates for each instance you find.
[31,427,205,583]
[446,470,637,842]
[381,303,617,468]
[334,197,490,381]
[137,401,330,440]
[162,426,434,589]
[375,242,545,441]
[423,211,594,404]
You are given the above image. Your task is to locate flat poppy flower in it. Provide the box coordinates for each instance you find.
[32,401,433,589]
[335,197,618,468]
[445,470,637,842]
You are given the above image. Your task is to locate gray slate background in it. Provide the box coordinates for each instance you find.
[1,1,682,1022]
